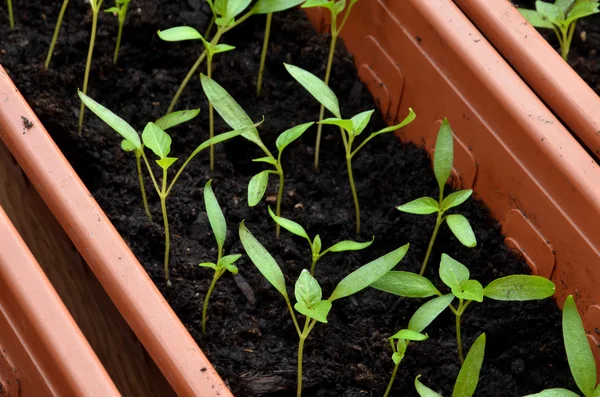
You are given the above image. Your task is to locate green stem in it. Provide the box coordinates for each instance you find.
[160,169,171,286]
[297,318,311,397]
[201,270,221,334]
[114,19,124,64]
[456,302,464,364]
[562,22,576,61]
[45,0,70,69]
[275,169,284,238]
[285,296,302,336]
[383,362,400,397]
[207,53,215,171]
[78,2,103,133]
[314,33,338,170]
[419,211,443,276]
[7,0,14,29]
[256,13,272,97]
[345,151,360,235]
[310,256,317,276]
[168,49,208,114]
[205,13,216,38]
[136,153,152,222]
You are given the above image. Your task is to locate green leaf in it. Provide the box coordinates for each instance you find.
[78,90,141,150]
[483,275,555,301]
[294,269,322,308]
[212,44,236,54]
[188,127,250,160]
[121,139,136,152]
[218,254,242,268]
[284,63,341,118]
[224,0,253,21]
[439,254,470,291]
[199,262,217,270]
[157,26,204,41]
[294,300,332,323]
[268,207,309,239]
[319,118,354,133]
[523,390,581,397]
[302,0,333,9]
[370,108,416,136]
[397,197,439,215]
[142,122,171,159]
[556,0,576,13]
[566,1,600,25]
[105,6,119,13]
[204,180,227,252]
[155,109,200,131]
[441,190,472,211]
[536,1,565,24]
[518,8,556,28]
[248,171,270,207]
[312,235,322,255]
[156,157,178,170]
[433,118,454,193]
[326,237,374,253]
[563,295,596,396]
[276,122,314,152]
[389,329,428,341]
[252,156,278,166]
[392,351,404,365]
[371,271,441,298]
[329,244,410,301]
[239,222,288,298]
[415,376,443,397]
[351,110,375,136]
[332,0,346,15]
[453,280,484,303]
[445,214,477,248]
[453,333,486,397]
[251,0,306,14]
[408,294,454,332]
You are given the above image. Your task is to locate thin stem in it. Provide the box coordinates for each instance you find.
[46,0,70,69]
[562,22,576,61]
[160,168,171,286]
[201,270,221,334]
[297,317,311,397]
[114,19,124,64]
[419,211,443,276]
[141,150,161,194]
[207,53,215,171]
[256,13,273,97]
[136,153,152,221]
[275,168,284,238]
[310,256,317,276]
[383,362,400,397]
[314,33,338,170]
[456,301,464,364]
[204,13,215,38]
[345,146,360,234]
[167,50,208,113]
[7,0,14,29]
[78,3,103,133]
[285,296,302,336]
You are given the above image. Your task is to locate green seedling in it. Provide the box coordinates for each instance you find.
[199,180,241,334]
[301,0,361,170]
[525,295,600,397]
[268,207,373,274]
[397,118,475,276]
[240,221,409,397]
[518,0,599,60]
[105,0,131,64]
[7,0,14,29]
[414,333,486,397]
[285,63,415,234]
[164,0,303,114]
[372,253,555,363]
[383,294,454,397]
[45,0,70,69]
[200,73,311,237]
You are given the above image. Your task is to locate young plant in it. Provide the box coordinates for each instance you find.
[301,0,360,170]
[45,0,70,69]
[518,0,600,61]
[239,221,409,397]
[6,0,14,29]
[414,333,486,397]
[198,180,241,334]
[105,0,131,64]
[164,0,303,114]
[268,207,373,274]
[200,73,312,237]
[525,295,600,397]
[397,118,475,276]
[383,294,454,397]
[285,63,415,234]
[371,253,555,363]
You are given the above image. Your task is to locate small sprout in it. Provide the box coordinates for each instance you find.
[7,0,14,29]
[199,180,241,334]
[414,333,487,397]
[240,222,409,397]
[105,0,131,64]
[285,63,415,234]
[524,295,599,397]
[268,207,373,274]
[371,253,555,363]
[397,118,475,276]
[518,0,599,60]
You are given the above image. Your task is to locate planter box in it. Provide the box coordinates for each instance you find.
[1,0,600,393]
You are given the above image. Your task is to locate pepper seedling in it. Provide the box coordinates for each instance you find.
[371,253,555,363]
[525,295,600,397]
[300,0,361,169]
[198,180,241,334]
[383,294,454,397]
[285,63,415,234]
[268,207,373,274]
[240,221,409,397]
[414,333,487,397]
[518,0,599,61]
[105,0,131,64]
[6,0,14,29]
[397,118,476,276]
[200,73,312,237]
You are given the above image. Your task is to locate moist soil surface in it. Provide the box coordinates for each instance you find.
[0,1,577,396]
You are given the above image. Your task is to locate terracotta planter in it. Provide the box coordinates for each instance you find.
[1,0,600,393]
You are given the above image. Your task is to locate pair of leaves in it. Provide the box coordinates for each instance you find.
[294,270,332,322]
[157,26,236,56]
[519,0,599,29]
[398,190,473,215]
[199,253,241,274]
[105,0,130,20]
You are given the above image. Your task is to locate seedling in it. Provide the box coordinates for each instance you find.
[268,207,373,274]
[518,0,600,60]
[105,0,131,64]
[240,221,409,397]
[383,294,454,397]
[525,295,600,397]
[397,118,475,276]
[45,0,70,69]
[371,253,555,363]
[301,0,361,169]
[200,73,312,237]
[285,63,415,234]
[198,180,241,334]
[414,333,486,397]
[6,0,14,29]
[164,0,303,114]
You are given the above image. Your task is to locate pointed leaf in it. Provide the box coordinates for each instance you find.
[239,222,288,297]
[453,280,484,303]
[156,157,178,170]
[446,214,476,247]
[199,262,217,269]
[566,1,600,24]
[224,0,253,21]
[556,0,576,13]
[483,275,555,301]
[441,190,472,211]
[439,253,470,291]
[121,139,136,152]
[433,118,454,193]
[294,300,332,323]
[351,110,375,136]
[408,294,454,332]
[389,329,428,341]
[301,0,333,8]
[371,271,441,298]
[142,122,171,158]
[219,254,242,268]
[105,6,119,13]
[329,244,410,301]
[251,0,306,14]
[212,44,236,54]
[157,26,204,41]
[397,197,439,215]
[253,156,278,166]
[312,235,322,255]
[284,63,341,118]
[536,1,565,24]
[204,180,227,251]
[371,108,416,136]
[518,8,556,28]
[223,264,239,274]
[453,333,486,397]
[326,237,374,253]
[248,171,270,207]
[392,351,404,365]
[415,376,443,397]
[268,207,309,239]
[332,0,346,15]
[188,127,250,160]
[523,390,581,397]
[276,122,314,152]
[294,269,322,308]
[155,109,200,130]
[319,118,354,133]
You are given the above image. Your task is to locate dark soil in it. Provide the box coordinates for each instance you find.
[0,1,577,396]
